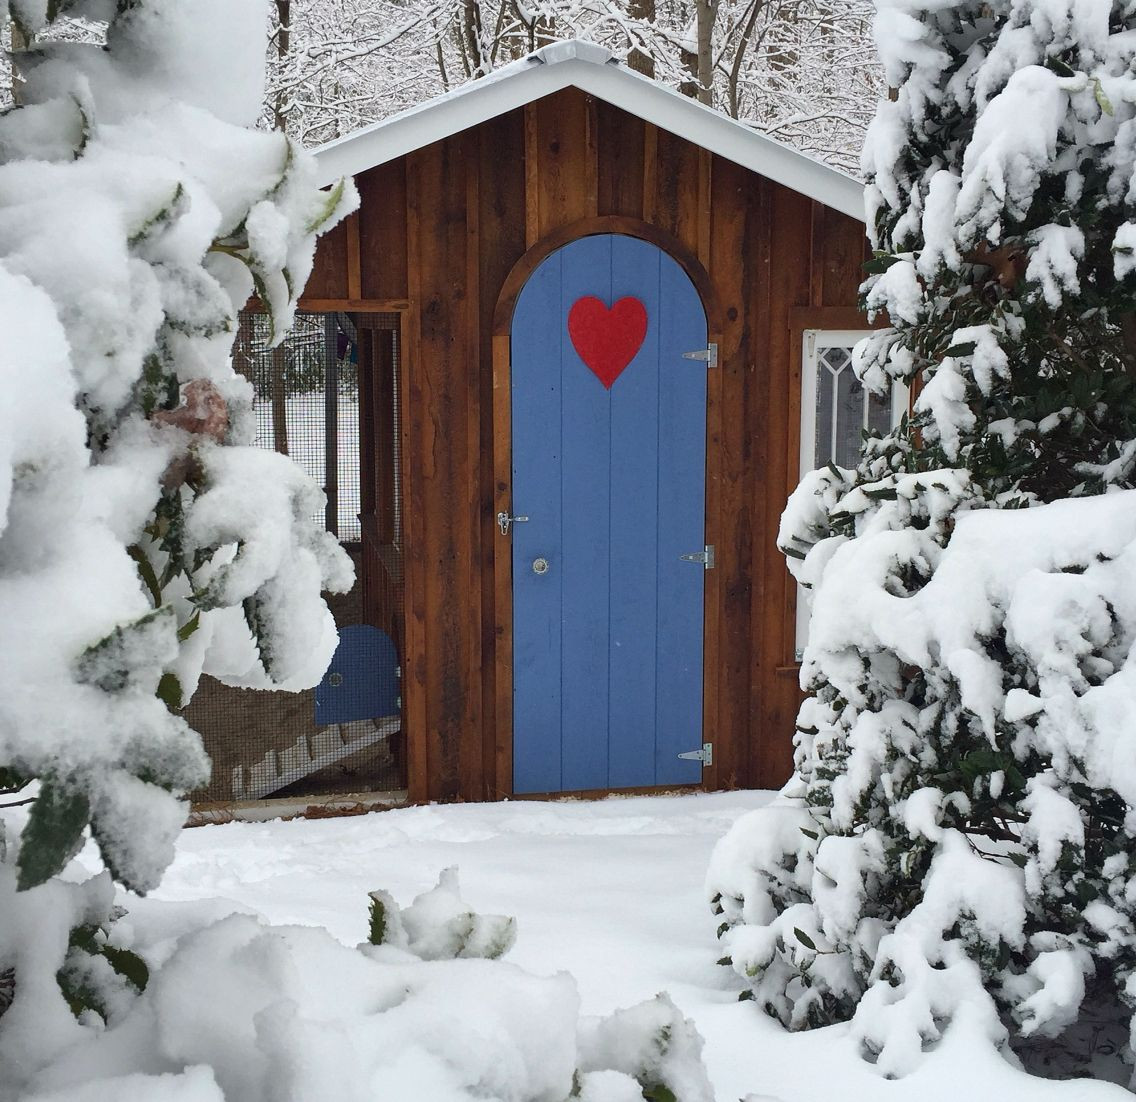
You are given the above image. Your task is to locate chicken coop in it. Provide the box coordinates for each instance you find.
[191,39,882,812]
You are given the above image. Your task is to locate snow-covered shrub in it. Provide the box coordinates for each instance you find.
[367,866,518,960]
[576,993,714,1102]
[0,0,356,1079]
[709,0,1136,1082]
[1,896,712,1102]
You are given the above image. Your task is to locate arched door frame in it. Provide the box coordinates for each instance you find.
[489,216,724,797]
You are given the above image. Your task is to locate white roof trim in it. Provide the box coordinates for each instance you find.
[314,40,865,223]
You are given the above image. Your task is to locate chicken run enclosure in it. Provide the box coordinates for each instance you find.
[187,310,408,806]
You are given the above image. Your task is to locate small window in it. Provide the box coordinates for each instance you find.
[794,329,905,659]
[800,329,902,477]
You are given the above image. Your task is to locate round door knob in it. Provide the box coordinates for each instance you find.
[532,557,550,575]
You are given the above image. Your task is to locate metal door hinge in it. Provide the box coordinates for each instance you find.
[678,742,713,767]
[679,545,715,569]
[682,342,718,368]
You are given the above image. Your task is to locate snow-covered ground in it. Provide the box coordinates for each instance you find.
[67,791,1130,1102]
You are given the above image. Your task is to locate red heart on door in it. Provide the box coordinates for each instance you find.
[567,296,648,389]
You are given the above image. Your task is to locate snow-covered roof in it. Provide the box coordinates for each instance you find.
[314,40,865,223]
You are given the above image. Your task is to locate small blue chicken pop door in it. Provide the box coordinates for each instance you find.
[510,233,708,794]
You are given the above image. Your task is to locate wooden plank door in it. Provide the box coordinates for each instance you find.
[510,233,708,794]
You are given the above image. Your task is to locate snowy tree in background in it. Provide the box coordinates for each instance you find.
[709,0,1136,1083]
[0,0,356,1071]
[261,0,879,170]
[2,1,880,170]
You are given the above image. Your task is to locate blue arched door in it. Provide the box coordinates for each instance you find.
[510,233,708,794]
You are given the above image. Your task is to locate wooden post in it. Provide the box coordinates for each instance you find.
[271,343,289,455]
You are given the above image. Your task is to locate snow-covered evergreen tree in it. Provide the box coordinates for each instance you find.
[0,0,356,1068]
[709,0,1136,1082]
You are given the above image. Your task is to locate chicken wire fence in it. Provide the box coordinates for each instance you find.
[186,311,407,806]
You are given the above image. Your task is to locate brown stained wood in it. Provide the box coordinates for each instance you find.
[346,211,362,301]
[707,156,757,791]
[358,161,409,300]
[596,101,644,218]
[461,130,484,802]
[700,325,724,791]
[697,149,712,268]
[409,137,480,802]
[809,202,826,308]
[493,215,722,336]
[401,208,429,805]
[642,123,658,223]
[533,89,593,239]
[652,128,701,256]
[358,327,405,666]
[584,94,599,218]
[491,334,514,798]
[305,219,350,301]
[752,183,815,789]
[271,343,289,455]
[524,104,540,249]
[300,298,412,312]
[477,112,527,799]
[788,305,880,331]
[815,205,870,308]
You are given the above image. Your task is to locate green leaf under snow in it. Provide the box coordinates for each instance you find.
[101,943,150,992]
[862,253,901,276]
[268,138,296,201]
[306,176,348,235]
[17,783,90,891]
[944,341,977,359]
[128,545,162,607]
[128,182,186,247]
[76,607,175,693]
[157,672,183,711]
[793,927,818,951]
[177,611,200,642]
[368,894,387,945]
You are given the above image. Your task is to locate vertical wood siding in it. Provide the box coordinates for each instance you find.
[300,87,871,800]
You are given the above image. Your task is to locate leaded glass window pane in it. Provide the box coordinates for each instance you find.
[812,343,895,469]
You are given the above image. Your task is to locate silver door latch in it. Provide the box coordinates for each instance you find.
[682,343,718,368]
[678,743,713,766]
[679,545,715,569]
[497,511,529,535]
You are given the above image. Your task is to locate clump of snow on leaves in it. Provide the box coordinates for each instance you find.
[0,0,358,1086]
[710,0,1136,1086]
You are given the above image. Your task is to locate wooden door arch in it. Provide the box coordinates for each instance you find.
[490,223,722,796]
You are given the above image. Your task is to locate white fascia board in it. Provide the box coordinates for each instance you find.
[315,58,563,189]
[315,49,866,223]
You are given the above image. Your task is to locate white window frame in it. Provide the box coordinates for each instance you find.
[795,329,907,660]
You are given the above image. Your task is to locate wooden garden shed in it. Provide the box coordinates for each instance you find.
[299,39,875,806]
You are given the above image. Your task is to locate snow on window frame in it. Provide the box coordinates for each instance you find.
[794,328,907,660]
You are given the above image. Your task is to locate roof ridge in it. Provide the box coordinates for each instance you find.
[314,44,865,223]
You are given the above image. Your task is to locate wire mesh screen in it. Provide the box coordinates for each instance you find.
[186,311,407,805]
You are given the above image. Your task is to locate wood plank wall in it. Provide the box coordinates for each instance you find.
[302,88,870,802]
